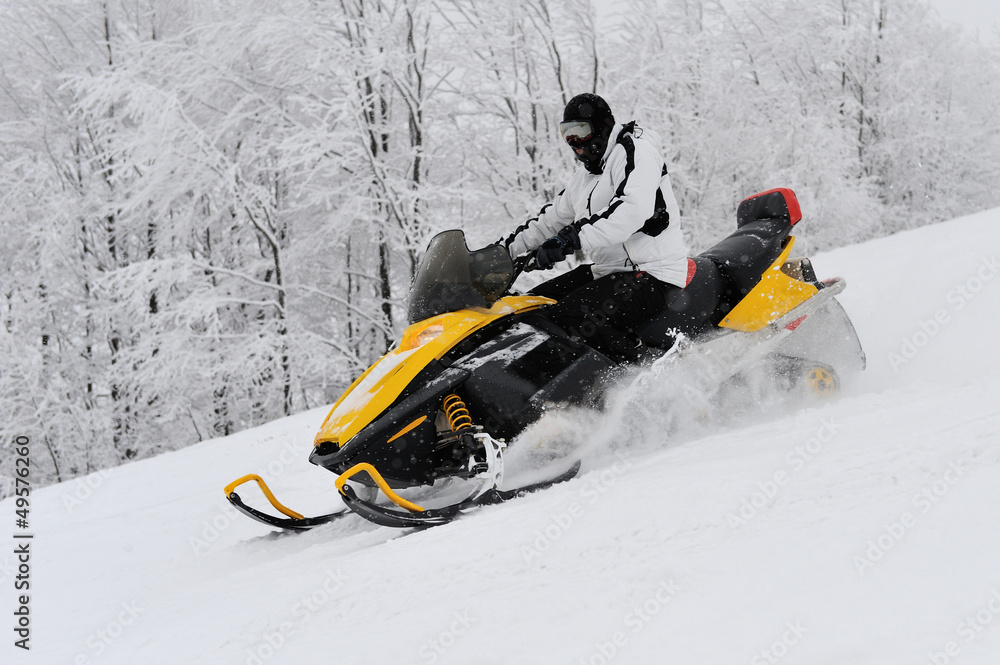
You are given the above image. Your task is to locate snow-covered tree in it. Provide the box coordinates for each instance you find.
[2,0,998,494]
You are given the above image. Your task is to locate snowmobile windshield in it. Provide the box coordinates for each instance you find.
[407,230,514,324]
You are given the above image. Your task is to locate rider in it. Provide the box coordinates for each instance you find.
[503,93,689,363]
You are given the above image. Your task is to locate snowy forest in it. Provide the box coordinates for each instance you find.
[1,0,998,493]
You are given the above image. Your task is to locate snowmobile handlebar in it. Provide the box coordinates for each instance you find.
[512,249,541,276]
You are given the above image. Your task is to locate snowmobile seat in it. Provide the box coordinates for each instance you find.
[697,188,801,324]
[638,255,725,346]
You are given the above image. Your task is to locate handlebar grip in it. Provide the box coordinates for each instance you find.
[513,251,541,275]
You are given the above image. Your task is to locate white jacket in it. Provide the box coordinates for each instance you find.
[506,122,688,287]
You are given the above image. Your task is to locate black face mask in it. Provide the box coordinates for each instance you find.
[575,133,609,174]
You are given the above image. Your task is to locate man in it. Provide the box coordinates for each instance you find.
[503,93,689,363]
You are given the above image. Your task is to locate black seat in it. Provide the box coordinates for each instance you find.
[638,256,725,346]
[697,188,800,323]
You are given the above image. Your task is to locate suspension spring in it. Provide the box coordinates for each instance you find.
[442,394,473,432]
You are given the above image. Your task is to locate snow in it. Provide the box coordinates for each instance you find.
[4,209,1000,665]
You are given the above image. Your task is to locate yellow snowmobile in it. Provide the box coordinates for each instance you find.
[224,188,865,530]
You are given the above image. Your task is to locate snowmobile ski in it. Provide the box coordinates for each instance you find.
[224,474,349,531]
[336,461,582,529]
[224,462,580,532]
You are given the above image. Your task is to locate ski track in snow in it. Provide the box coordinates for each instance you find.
[3,209,1000,665]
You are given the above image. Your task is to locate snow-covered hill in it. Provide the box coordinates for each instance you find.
[4,210,1000,665]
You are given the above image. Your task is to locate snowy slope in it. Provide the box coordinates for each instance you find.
[4,209,1000,665]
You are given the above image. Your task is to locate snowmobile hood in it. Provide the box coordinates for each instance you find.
[314,295,554,448]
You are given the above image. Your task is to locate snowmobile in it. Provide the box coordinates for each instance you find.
[224,187,865,530]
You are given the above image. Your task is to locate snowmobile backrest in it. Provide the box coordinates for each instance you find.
[737,188,801,228]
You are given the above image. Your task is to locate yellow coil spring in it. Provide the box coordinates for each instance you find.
[442,394,473,432]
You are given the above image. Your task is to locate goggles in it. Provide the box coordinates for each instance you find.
[559,120,594,147]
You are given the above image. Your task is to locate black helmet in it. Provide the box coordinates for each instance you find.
[559,93,615,174]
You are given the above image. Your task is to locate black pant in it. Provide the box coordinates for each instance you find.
[530,265,678,363]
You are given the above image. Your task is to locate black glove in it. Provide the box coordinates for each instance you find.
[536,236,568,270]
[557,224,582,252]
[535,224,582,270]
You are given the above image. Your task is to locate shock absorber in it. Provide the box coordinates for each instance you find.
[442,393,473,432]
[441,393,504,484]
